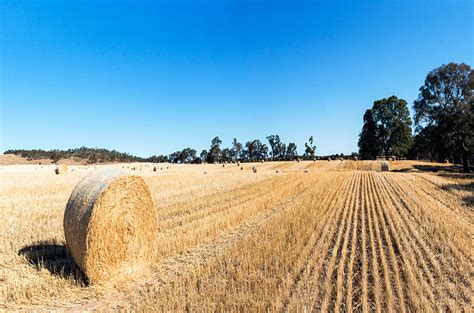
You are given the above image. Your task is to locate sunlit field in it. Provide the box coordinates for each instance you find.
[1,160,472,310]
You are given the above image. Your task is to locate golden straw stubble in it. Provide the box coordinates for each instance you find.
[64,169,157,284]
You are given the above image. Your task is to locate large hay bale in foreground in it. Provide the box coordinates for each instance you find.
[381,162,389,172]
[63,169,157,283]
[55,164,68,175]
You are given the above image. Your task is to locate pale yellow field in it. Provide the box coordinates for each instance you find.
[1,160,472,311]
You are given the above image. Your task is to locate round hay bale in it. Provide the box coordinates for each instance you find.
[381,162,389,172]
[252,166,257,173]
[203,171,207,174]
[153,167,157,172]
[276,169,280,173]
[63,169,157,283]
[55,164,68,175]
[304,169,309,173]
[240,166,243,170]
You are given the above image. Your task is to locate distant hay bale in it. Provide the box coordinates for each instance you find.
[63,169,157,283]
[203,171,207,174]
[276,169,280,173]
[55,164,68,175]
[237,162,240,166]
[240,167,244,170]
[153,167,157,172]
[252,166,257,173]
[261,160,264,163]
[328,158,331,161]
[222,164,225,167]
[381,162,389,172]
[304,169,309,173]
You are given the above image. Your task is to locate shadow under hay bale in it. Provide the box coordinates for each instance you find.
[18,241,87,284]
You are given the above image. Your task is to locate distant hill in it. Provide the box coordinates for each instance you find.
[3,147,168,164]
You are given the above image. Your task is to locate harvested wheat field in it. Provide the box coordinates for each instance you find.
[1,160,473,311]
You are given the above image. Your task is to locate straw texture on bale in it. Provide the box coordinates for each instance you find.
[381,162,389,172]
[55,164,68,175]
[63,169,157,283]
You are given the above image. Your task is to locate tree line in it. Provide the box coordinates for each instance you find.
[4,147,149,164]
[168,135,317,164]
[4,135,320,165]
[358,62,473,173]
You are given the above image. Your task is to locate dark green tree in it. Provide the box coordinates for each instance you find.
[372,96,413,160]
[206,136,222,163]
[266,134,287,160]
[286,142,298,160]
[243,140,268,161]
[221,148,233,162]
[304,136,316,159]
[413,62,473,172]
[231,138,243,161]
[200,149,208,163]
[358,109,381,160]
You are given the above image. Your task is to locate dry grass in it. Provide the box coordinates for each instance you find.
[0,160,472,310]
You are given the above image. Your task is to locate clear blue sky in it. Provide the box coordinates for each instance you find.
[1,0,472,157]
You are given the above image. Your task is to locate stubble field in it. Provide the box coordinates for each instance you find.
[1,160,472,311]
